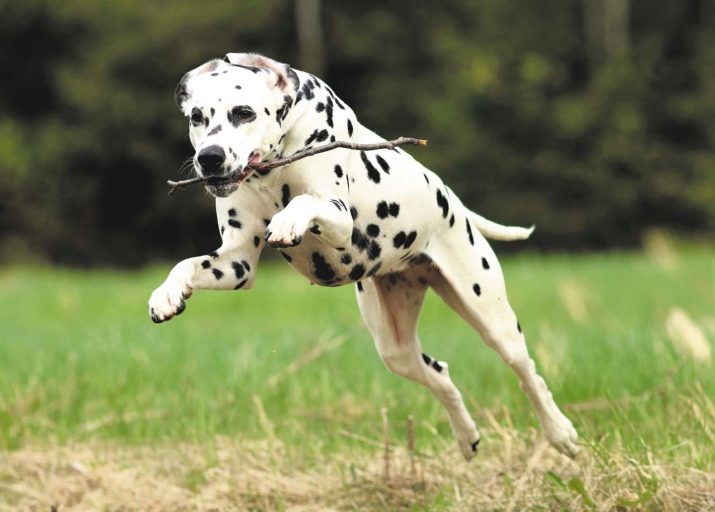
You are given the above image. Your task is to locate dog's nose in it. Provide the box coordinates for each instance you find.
[197,145,226,176]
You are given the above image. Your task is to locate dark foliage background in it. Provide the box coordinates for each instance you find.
[0,0,713,265]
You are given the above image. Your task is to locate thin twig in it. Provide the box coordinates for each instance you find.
[266,335,346,388]
[407,415,416,478]
[167,136,427,195]
[382,407,390,483]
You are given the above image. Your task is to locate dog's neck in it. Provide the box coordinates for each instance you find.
[276,69,340,159]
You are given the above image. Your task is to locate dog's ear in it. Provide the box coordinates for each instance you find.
[174,59,223,112]
[223,53,299,93]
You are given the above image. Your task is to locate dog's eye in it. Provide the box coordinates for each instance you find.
[190,108,203,126]
[231,106,255,121]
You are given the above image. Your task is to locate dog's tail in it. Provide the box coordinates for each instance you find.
[466,210,534,241]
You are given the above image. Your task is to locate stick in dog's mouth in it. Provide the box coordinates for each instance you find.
[167,137,428,195]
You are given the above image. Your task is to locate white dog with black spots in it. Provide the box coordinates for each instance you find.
[148,53,579,460]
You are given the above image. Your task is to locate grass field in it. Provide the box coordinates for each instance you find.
[0,240,714,510]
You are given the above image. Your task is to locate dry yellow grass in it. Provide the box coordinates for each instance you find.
[1,427,713,511]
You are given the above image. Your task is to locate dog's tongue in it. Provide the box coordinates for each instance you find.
[249,151,262,165]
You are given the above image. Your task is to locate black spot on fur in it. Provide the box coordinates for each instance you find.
[242,260,251,272]
[347,119,353,137]
[201,260,211,269]
[375,154,390,173]
[436,189,449,218]
[275,95,293,125]
[316,102,325,112]
[228,219,242,229]
[341,253,352,265]
[356,281,364,292]
[311,252,336,281]
[351,228,369,251]
[431,360,443,373]
[325,97,334,127]
[264,108,270,116]
[234,279,248,290]
[360,151,381,184]
[280,251,292,263]
[232,261,245,279]
[304,130,318,146]
[208,125,222,136]
[368,240,381,260]
[208,251,219,259]
[300,79,316,101]
[254,236,260,247]
[304,128,329,146]
[281,184,291,207]
[367,262,382,277]
[228,208,237,217]
[212,268,224,280]
[421,353,431,365]
[349,264,366,281]
[334,164,343,178]
[394,231,417,249]
[393,232,407,248]
[310,225,322,235]
[517,321,522,333]
[376,201,399,219]
[472,283,481,296]
[366,224,380,237]
[466,219,474,245]
[471,439,480,452]
[482,257,490,270]
[449,214,455,227]
[350,207,358,220]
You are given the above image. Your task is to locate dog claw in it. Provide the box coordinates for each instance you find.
[150,307,162,323]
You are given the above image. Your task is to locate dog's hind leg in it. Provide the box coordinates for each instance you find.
[425,226,579,458]
[355,263,481,461]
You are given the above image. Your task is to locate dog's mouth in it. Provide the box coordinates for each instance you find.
[204,177,239,198]
[202,150,263,197]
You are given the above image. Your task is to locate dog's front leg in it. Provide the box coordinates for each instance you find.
[148,239,261,323]
[265,194,353,249]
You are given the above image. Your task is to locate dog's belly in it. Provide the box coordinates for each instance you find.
[278,232,427,287]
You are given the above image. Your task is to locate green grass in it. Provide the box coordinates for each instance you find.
[1,246,714,509]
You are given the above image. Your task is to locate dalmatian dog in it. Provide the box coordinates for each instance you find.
[148,53,579,460]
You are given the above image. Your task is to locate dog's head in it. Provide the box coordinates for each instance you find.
[175,53,298,197]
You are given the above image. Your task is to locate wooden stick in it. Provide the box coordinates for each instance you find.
[167,136,427,195]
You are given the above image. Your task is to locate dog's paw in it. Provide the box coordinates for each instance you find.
[452,420,481,462]
[265,212,309,248]
[543,413,580,459]
[457,434,481,462]
[148,279,192,323]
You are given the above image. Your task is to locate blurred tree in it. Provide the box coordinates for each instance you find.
[0,0,712,264]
